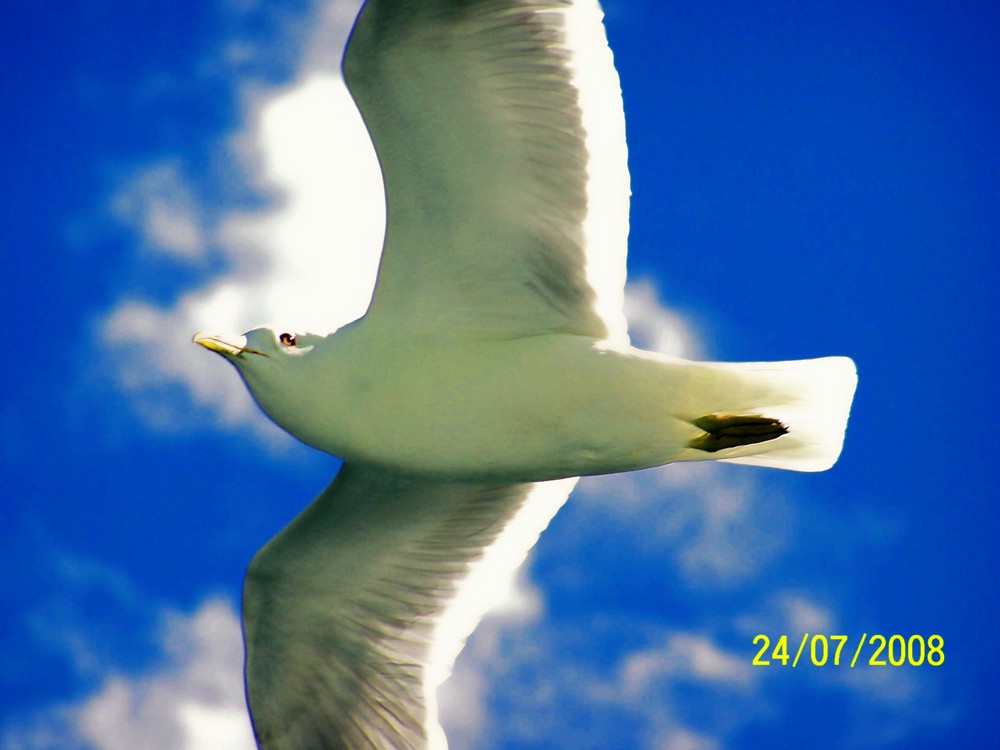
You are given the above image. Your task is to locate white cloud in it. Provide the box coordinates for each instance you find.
[620,633,754,696]
[111,162,207,260]
[4,599,254,750]
[440,614,769,749]
[653,727,720,750]
[573,463,790,588]
[75,599,254,750]
[446,582,947,749]
[218,73,385,334]
[624,279,703,360]
[610,630,766,750]
[437,566,546,750]
[100,69,384,433]
[100,2,380,432]
[733,591,836,639]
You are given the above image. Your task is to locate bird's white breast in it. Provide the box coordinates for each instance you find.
[259,324,701,482]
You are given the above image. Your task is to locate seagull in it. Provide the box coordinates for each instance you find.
[194,1,857,747]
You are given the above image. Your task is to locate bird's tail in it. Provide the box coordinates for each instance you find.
[677,356,858,472]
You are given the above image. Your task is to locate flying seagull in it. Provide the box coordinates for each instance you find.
[194,0,857,747]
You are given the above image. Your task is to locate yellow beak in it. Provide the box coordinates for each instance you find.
[192,332,248,357]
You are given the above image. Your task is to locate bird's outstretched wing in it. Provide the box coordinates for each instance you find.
[343,0,630,343]
[243,463,575,749]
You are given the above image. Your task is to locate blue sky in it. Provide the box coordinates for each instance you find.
[2,1,998,748]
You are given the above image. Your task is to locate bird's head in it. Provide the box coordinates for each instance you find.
[193,327,329,434]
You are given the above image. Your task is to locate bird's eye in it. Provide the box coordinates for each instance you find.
[279,332,297,347]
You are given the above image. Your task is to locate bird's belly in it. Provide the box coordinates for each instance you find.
[335,335,699,481]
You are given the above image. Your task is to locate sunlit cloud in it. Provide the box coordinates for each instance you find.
[437,565,547,750]
[100,5,380,434]
[111,161,208,260]
[624,278,703,360]
[620,633,754,696]
[3,600,254,750]
[573,463,791,589]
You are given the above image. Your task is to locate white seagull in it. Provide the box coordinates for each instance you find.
[194,0,857,747]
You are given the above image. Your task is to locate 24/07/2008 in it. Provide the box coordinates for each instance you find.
[752,633,945,668]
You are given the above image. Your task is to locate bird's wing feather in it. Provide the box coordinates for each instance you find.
[343,0,630,343]
[243,462,575,749]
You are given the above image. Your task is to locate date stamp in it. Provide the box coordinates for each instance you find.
[752,633,944,667]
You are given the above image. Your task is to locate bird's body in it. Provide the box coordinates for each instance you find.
[234,323,851,482]
[193,0,858,747]
[241,326,670,481]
